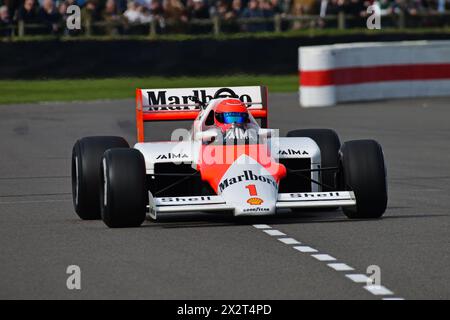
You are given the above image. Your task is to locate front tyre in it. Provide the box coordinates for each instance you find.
[101,148,147,228]
[338,140,387,219]
[72,136,129,220]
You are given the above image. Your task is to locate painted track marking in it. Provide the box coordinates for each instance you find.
[293,246,318,253]
[328,263,354,271]
[278,238,301,245]
[253,224,272,229]
[263,229,286,236]
[312,254,336,261]
[346,274,371,283]
[254,224,403,300]
[364,285,394,296]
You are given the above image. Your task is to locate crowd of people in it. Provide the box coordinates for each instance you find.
[0,0,449,36]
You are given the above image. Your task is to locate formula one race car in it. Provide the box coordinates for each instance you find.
[71,86,387,228]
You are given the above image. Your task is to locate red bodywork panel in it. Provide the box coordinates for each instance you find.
[197,144,286,194]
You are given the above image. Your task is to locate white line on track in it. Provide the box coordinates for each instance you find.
[312,254,336,262]
[328,263,354,271]
[253,224,272,229]
[364,285,394,296]
[263,229,286,236]
[345,274,371,283]
[253,224,403,300]
[293,246,318,253]
[278,238,301,245]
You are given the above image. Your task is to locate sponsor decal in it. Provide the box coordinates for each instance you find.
[278,149,309,156]
[159,196,213,203]
[247,197,264,205]
[289,192,342,199]
[224,127,258,140]
[146,88,253,109]
[156,153,189,160]
[219,170,277,192]
[243,207,270,213]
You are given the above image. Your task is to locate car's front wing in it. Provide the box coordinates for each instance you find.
[148,191,356,220]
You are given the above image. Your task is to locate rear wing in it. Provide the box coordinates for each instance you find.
[135,86,268,142]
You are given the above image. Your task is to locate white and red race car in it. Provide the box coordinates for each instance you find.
[71,86,387,228]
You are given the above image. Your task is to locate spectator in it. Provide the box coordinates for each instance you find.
[291,1,306,29]
[242,0,264,18]
[103,0,120,19]
[3,0,449,37]
[228,0,243,18]
[115,0,128,13]
[163,0,188,23]
[189,0,210,19]
[150,0,164,18]
[17,0,40,23]
[39,0,61,33]
[148,0,165,31]
[291,0,317,15]
[407,0,427,14]
[81,0,101,26]
[102,0,122,34]
[58,1,81,35]
[124,1,142,22]
[437,0,445,12]
[378,0,395,15]
[260,0,275,31]
[0,5,13,37]
[58,1,68,25]
[269,0,283,14]
[345,0,366,17]
[213,0,229,19]
[138,5,154,23]
[186,0,209,33]
[3,0,21,19]
[241,0,266,31]
[136,0,152,9]
[260,0,275,18]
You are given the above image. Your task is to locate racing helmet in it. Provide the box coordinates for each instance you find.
[214,98,249,130]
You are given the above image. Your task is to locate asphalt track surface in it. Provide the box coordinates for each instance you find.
[0,94,449,300]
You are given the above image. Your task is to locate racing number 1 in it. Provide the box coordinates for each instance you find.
[245,184,258,196]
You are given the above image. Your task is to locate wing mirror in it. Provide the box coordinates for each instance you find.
[258,128,275,139]
[196,130,218,142]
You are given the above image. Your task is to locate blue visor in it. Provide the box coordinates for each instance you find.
[216,112,249,124]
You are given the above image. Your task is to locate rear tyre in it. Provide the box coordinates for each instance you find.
[71,136,129,220]
[100,148,147,228]
[338,140,387,219]
[286,129,341,191]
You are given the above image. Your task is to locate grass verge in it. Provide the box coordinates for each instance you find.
[5,27,450,42]
[0,75,298,105]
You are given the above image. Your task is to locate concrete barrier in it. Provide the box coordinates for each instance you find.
[299,41,450,107]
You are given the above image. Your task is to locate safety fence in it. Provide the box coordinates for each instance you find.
[1,11,450,38]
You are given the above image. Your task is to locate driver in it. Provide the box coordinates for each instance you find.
[212,98,257,142]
